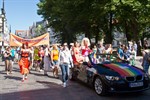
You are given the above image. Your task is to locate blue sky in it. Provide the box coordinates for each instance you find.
[3,0,42,33]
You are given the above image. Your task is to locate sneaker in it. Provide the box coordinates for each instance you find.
[54,75,59,78]
[25,77,27,80]
[21,79,24,82]
[6,71,9,75]
[39,69,43,72]
[63,82,66,88]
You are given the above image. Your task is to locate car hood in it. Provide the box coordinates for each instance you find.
[100,62,145,77]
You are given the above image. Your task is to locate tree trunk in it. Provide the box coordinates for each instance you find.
[124,21,132,42]
[130,19,142,56]
[104,12,113,44]
[95,27,100,44]
[95,33,99,44]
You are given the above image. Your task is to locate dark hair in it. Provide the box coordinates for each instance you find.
[22,42,28,49]
[74,41,78,47]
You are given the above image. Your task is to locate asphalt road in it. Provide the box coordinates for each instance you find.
[0,60,150,100]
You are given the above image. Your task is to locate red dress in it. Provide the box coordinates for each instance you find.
[81,46,92,62]
[19,51,30,74]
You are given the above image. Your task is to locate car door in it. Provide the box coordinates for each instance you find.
[77,63,89,83]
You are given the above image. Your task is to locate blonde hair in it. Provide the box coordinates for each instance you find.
[81,37,90,47]
[52,44,58,50]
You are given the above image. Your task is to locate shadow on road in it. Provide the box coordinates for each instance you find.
[4,75,22,81]
[0,83,148,100]
[36,81,62,88]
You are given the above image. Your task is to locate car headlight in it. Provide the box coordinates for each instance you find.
[105,76,120,81]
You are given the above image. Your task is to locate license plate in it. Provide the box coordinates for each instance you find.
[129,82,143,88]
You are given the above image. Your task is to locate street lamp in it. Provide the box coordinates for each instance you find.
[1,0,5,53]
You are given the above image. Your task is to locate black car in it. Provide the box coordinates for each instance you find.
[70,54,150,95]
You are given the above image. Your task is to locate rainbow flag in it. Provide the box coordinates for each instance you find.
[103,63,144,77]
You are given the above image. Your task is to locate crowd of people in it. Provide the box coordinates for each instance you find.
[1,38,150,87]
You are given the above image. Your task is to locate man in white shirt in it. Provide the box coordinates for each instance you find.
[59,43,73,87]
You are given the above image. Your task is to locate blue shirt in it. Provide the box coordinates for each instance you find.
[118,48,124,58]
[11,49,16,57]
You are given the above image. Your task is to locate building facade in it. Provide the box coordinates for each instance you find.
[29,20,57,44]
[0,16,9,46]
[15,30,30,39]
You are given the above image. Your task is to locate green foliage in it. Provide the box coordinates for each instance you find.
[37,0,150,44]
[35,24,47,37]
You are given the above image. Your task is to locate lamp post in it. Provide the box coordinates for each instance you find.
[1,0,5,52]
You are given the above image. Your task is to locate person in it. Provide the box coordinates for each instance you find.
[33,46,40,71]
[59,43,73,87]
[81,37,92,62]
[16,47,21,62]
[72,41,83,65]
[43,45,52,76]
[123,46,130,63]
[129,46,136,66]
[96,42,105,61]
[38,46,45,71]
[51,44,60,78]
[4,47,12,75]
[69,43,74,55]
[29,47,34,70]
[96,42,105,54]
[18,42,30,82]
[142,49,150,74]
[10,47,16,66]
[143,40,148,49]
[117,44,124,61]
[133,41,137,59]
[105,44,113,54]
[91,45,97,63]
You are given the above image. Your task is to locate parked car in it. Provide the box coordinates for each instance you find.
[70,54,150,95]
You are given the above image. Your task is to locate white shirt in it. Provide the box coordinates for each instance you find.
[59,49,73,65]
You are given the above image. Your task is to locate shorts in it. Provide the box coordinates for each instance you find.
[53,60,58,65]
[11,56,15,61]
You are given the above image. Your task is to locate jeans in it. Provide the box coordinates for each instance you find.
[60,64,69,83]
[143,63,150,74]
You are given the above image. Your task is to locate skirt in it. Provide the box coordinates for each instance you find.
[19,57,30,74]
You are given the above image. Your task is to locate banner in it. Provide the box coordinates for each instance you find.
[9,33,50,46]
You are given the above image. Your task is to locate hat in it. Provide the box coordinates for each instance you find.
[63,43,67,46]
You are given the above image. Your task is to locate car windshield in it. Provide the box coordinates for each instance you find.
[89,53,117,64]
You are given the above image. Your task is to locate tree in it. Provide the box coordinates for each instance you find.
[34,24,47,37]
[112,0,150,55]
[37,0,113,44]
[37,0,150,47]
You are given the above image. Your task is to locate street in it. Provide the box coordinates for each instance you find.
[0,59,150,100]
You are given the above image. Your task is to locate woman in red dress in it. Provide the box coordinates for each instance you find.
[19,42,30,82]
[72,41,83,65]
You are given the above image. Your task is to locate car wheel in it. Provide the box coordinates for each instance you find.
[94,77,106,95]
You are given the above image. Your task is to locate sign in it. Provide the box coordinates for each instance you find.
[9,33,50,46]
[129,82,143,88]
